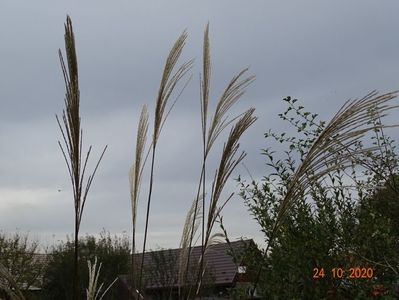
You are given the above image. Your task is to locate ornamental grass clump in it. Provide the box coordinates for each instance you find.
[129,24,256,300]
[168,25,256,299]
[181,25,256,299]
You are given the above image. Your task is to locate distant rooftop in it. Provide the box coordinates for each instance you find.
[119,239,254,290]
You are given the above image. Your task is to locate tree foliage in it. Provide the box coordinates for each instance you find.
[0,232,43,299]
[42,231,130,300]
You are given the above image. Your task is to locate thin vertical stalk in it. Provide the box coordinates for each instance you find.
[182,165,205,299]
[129,105,148,300]
[183,24,210,299]
[74,218,79,299]
[194,109,256,298]
[138,148,156,293]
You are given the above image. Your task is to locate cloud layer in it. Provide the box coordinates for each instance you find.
[1,1,399,250]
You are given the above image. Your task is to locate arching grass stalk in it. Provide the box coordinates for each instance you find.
[137,30,194,295]
[56,15,107,300]
[250,90,398,298]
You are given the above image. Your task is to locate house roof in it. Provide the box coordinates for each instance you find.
[119,239,253,290]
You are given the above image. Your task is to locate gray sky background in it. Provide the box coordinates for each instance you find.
[1,1,399,251]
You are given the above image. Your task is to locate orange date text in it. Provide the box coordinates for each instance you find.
[313,267,374,279]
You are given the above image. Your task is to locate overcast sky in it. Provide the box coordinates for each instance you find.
[1,1,399,251]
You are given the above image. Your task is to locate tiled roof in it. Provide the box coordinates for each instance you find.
[120,239,253,290]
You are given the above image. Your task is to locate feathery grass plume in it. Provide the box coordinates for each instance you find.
[250,90,398,297]
[206,108,257,244]
[0,262,25,300]
[86,257,118,300]
[129,104,149,296]
[153,31,194,145]
[182,24,256,299]
[138,30,194,294]
[199,23,210,300]
[200,23,211,141]
[276,91,398,229]
[56,15,107,300]
[178,195,203,295]
[206,68,255,156]
[193,108,257,297]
